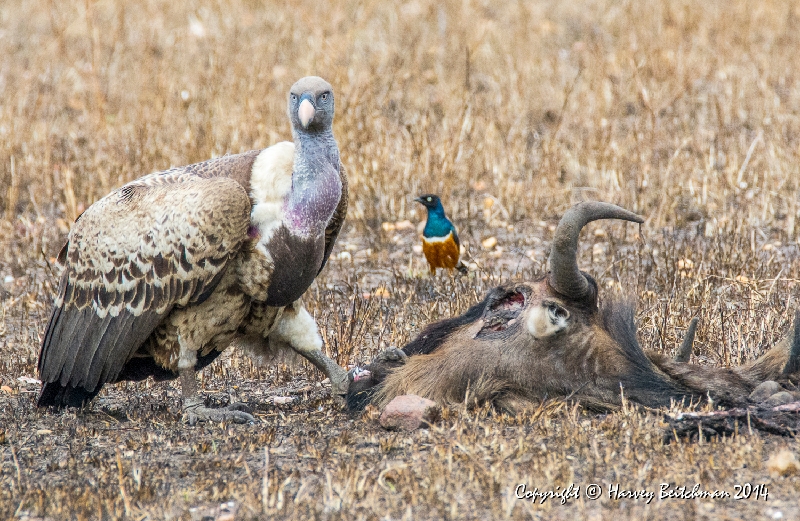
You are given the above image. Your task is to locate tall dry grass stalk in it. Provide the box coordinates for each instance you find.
[0,0,797,229]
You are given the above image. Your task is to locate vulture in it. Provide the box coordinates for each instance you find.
[37,76,349,424]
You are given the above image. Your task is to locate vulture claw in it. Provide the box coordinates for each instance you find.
[329,366,350,400]
[224,401,253,413]
[183,399,257,425]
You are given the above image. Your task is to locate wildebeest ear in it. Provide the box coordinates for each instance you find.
[525,300,571,339]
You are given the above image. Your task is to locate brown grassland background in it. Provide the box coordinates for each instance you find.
[2,0,800,519]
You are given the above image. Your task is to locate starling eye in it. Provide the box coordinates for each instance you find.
[427,197,432,202]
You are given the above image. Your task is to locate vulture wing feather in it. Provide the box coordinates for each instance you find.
[318,162,348,274]
[38,170,251,406]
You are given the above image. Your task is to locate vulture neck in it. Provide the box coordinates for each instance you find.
[285,128,341,236]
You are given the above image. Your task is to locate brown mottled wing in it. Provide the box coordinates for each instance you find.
[38,171,251,398]
[136,150,259,193]
[318,162,348,274]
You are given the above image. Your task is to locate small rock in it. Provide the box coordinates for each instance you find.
[481,237,497,249]
[750,381,782,402]
[762,391,796,408]
[273,396,293,405]
[766,449,800,477]
[379,394,440,431]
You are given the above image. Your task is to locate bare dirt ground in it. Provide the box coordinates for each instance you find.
[1,0,800,519]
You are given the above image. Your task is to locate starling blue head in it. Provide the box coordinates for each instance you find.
[414,194,467,274]
[414,194,454,239]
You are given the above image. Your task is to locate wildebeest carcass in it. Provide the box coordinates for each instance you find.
[347,201,800,413]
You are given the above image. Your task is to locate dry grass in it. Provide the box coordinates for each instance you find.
[2,0,800,518]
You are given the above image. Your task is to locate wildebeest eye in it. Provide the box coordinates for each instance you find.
[547,302,569,321]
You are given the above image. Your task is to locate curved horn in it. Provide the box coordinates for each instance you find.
[674,317,699,363]
[782,311,800,375]
[548,201,644,300]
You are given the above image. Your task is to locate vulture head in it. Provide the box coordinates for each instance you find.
[289,76,335,133]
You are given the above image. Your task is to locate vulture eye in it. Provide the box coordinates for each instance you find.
[320,92,329,102]
[290,94,298,103]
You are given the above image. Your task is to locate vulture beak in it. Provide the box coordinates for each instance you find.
[298,97,315,129]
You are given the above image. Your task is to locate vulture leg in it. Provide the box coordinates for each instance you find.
[300,349,350,396]
[271,301,350,398]
[180,368,256,425]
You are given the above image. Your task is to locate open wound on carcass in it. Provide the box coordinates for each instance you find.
[478,289,526,336]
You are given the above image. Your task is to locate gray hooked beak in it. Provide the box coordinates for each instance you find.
[298,98,315,129]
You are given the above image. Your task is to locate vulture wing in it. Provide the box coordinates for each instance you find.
[318,162,348,274]
[38,169,251,406]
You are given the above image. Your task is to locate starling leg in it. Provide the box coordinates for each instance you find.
[180,368,256,425]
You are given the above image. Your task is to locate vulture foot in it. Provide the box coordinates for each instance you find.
[329,366,350,398]
[183,397,256,425]
[300,348,350,400]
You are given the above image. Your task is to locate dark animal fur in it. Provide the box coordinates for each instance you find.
[347,289,799,413]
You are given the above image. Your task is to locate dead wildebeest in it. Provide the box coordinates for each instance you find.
[347,201,800,413]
